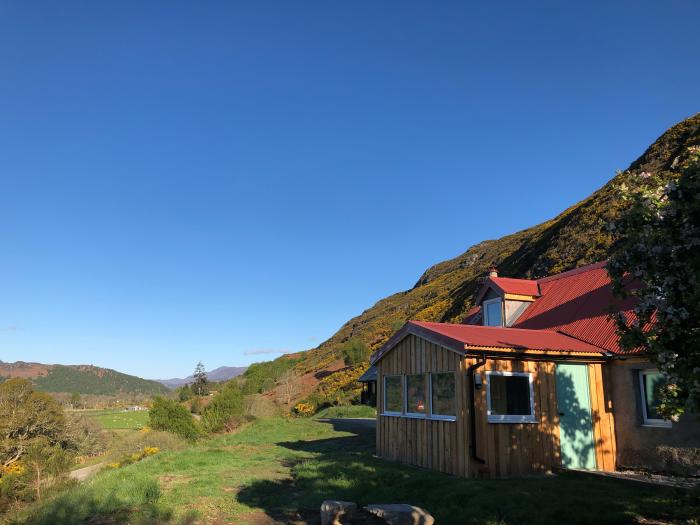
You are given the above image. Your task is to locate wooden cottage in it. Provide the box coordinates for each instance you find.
[372,263,700,478]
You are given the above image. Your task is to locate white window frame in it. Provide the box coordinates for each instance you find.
[404,373,428,418]
[486,371,536,423]
[382,375,403,416]
[638,369,672,428]
[429,372,457,421]
[483,298,503,327]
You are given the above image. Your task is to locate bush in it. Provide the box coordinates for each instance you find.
[293,402,315,417]
[148,397,200,441]
[242,358,297,395]
[341,339,370,366]
[200,382,245,433]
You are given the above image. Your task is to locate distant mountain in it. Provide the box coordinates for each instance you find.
[0,361,169,396]
[155,366,248,389]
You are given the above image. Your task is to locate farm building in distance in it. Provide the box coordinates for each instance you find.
[371,263,699,478]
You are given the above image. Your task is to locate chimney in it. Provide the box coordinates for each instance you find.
[488,267,498,278]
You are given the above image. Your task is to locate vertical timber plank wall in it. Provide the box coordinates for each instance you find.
[376,335,467,476]
[588,363,617,471]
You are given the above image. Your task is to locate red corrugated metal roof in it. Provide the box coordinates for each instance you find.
[512,262,637,354]
[410,321,604,353]
[490,277,540,297]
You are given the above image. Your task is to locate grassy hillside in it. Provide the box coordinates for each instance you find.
[288,113,700,404]
[0,362,169,396]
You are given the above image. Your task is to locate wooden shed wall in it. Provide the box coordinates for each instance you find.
[376,334,470,477]
[376,336,616,478]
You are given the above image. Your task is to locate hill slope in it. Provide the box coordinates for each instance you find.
[289,112,700,402]
[0,361,169,396]
[156,366,248,389]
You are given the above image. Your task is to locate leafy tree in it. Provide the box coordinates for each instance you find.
[177,384,193,402]
[148,397,200,441]
[608,145,700,419]
[341,338,370,366]
[200,382,244,433]
[23,437,72,501]
[69,393,81,409]
[0,379,66,469]
[192,362,209,397]
[242,358,296,395]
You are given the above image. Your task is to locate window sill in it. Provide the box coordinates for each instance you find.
[380,413,456,422]
[641,422,672,429]
[487,416,537,424]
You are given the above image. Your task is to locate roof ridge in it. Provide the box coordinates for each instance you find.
[537,261,607,284]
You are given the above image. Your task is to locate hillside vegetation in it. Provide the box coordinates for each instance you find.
[283,113,700,407]
[0,362,168,397]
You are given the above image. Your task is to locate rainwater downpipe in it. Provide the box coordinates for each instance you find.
[468,352,487,464]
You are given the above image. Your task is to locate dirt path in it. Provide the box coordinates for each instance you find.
[69,462,104,482]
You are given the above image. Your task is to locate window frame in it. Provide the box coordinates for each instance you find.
[404,373,428,418]
[429,372,457,421]
[485,370,537,424]
[483,298,504,327]
[638,369,672,428]
[382,374,403,416]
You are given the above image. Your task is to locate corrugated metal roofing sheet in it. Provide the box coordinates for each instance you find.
[490,277,540,297]
[410,321,604,353]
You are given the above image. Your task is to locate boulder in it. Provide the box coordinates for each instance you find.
[320,500,357,525]
[364,504,435,525]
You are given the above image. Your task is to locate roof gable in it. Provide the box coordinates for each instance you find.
[474,276,540,306]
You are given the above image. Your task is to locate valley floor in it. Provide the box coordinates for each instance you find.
[7,418,699,525]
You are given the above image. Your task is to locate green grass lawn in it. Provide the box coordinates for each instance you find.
[313,404,376,419]
[9,418,699,525]
[84,408,150,430]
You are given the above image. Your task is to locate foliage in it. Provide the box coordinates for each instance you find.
[608,145,700,419]
[0,379,67,470]
[62,413,108,458]
[341,338,370,366]
[191,362,209,397]
[176,384,193,401]
[105,429,186,464]
[292,402,315,417]
[32,365,168,396]
[241,357,296,395]
[200,382,245,433]
[148,397,200,441]
[105,446,160,470]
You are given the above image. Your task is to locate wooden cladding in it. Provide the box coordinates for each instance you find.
[376,334,617,478]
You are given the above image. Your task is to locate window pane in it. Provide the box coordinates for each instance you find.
[406,374,426,414]
[485,301,502,326]
[385,376,402,413]
[643,371,666,420]
[489,374,531,416]
[431,373,455,416]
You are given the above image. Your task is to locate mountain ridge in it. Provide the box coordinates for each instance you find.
[155,366,248,389]
[0,360,168,396]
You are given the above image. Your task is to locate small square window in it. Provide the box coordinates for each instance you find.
[405,374,427,416]
[639,370,672,428]
[431,373,456,418]
[486,371,536,423]
[383,375,402,414]
[483,298,503,327]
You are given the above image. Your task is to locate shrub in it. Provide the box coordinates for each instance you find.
[341,338,370,366]
[148,397,200,441]
[293,402,315,417]
[200,382,245,433]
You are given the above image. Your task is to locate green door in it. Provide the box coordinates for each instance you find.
[555,364,596,470]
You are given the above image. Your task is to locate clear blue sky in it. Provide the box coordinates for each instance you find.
[1,2,698,379]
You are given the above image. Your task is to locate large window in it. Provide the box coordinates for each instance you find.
[486,371,536,423]
[405,374,427,415]
[639,369,671,427]
[384,375,402,414]
[431,373,456,418]
[483,298,503,327]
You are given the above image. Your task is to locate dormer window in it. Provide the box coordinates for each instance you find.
[483,298,503,327]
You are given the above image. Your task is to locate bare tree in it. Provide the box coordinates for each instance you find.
[276,371,301,408]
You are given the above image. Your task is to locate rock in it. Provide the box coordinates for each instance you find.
[320,500,357,525]
[364,504,435,525]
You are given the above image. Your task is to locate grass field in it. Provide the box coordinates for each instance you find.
[9,418,700,525]
[83,409,150,430]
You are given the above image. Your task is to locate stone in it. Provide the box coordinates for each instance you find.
[320,500,357,525]
[364,504,435,525]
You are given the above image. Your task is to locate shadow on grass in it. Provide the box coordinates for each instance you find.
[237,419,700,525]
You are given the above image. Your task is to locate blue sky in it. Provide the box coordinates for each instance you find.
[1,2,698,379]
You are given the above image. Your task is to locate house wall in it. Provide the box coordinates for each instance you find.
[608,358,700,475]
[376,334,616,478]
